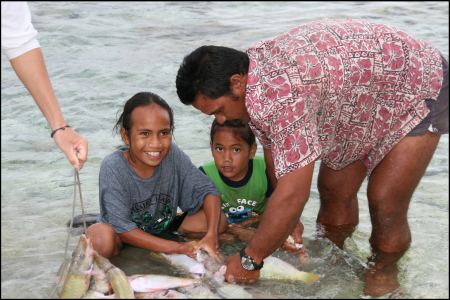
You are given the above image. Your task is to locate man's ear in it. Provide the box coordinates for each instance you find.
[230,74,246,96]
[120,128,130,146]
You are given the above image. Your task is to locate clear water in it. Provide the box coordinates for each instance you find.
[1,1,448,298]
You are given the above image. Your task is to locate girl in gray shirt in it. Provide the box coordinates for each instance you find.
[87,92,227,258]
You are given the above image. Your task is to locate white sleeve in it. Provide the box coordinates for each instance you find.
[1,2,40,60]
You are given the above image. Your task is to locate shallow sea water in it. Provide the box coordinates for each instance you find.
[1,1,448,298]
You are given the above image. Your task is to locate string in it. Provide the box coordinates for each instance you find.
[62,170,78,260]
[75,170,87,234]
[53,170,79,298]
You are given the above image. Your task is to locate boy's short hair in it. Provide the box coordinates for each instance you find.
[210,119,255,146]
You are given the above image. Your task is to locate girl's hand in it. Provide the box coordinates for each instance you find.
[176,240,199,258]
[198,233,220,261]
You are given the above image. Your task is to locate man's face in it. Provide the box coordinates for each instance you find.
[192,93,250,125]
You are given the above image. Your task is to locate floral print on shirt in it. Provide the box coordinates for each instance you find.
[245,19,443,178]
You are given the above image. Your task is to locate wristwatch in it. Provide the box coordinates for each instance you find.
[240,247,264,271]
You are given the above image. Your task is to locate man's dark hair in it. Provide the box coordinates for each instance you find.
[176,45,249,105]
[210,119,255,146]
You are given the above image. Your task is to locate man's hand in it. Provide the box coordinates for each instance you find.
[282,221,305,253]
[225,252,260,284]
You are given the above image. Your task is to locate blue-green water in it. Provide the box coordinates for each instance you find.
[1,2,448,298]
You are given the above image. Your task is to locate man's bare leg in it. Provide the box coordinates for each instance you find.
[316,161,367,248]
[365,132,440,296]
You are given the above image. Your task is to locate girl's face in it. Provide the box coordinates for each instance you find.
[211,128,256,181]
[121,104,172,178]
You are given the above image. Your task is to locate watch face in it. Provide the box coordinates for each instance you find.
[241,256,255,271]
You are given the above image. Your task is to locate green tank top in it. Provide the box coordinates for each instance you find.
[202,156,268,215]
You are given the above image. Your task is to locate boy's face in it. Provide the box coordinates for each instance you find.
[211,128,256,182]
[121,104,172,178]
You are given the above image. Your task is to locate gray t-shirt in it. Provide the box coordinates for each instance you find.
[99,143,218,234]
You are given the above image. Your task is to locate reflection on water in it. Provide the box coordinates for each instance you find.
[1,1,448,299]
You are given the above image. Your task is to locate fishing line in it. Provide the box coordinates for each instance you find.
[52,169,82,298]
[75,170,88,233]
[63,169,87,260]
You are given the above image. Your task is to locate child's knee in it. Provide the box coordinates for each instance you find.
[86,223,121,258]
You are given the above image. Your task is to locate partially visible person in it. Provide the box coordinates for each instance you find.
[1,2,87,170]
[176,19,448,296]
[200,119,305,253]
[86,92,227,259]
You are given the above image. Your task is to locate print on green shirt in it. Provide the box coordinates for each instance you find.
[202,156,268,219]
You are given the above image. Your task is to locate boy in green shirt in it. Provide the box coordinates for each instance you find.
[200,119,305,253]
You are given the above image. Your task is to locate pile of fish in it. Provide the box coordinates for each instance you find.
[55,234,320,299]
[55,235,199,299]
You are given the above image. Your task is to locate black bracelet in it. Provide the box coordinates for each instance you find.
[51,125,71,138]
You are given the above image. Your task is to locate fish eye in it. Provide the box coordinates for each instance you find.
[237,205,244,212]
[229,207,236,213]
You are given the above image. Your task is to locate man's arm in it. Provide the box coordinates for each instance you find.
[263,147,277,189]
[225,162,314,283]
[246,162,314,261]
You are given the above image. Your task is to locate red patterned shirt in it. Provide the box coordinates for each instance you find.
[245,19,443,178]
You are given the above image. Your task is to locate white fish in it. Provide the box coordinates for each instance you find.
[216,284,253,299]
[128,274,200,292]
[196,250,253,299]
[159,253,206,278]
[134,289,188,299]
[261,256,320,284]
[197,250,319,285]
[196,250,224,274]
[177,285,220,299]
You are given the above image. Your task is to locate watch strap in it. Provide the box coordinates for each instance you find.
[240,247,264,270]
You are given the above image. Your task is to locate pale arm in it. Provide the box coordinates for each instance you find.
[10,48,88,170]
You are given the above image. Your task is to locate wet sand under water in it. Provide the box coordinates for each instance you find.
[53,233,368,299]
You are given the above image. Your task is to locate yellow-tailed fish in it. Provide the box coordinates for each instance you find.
[260,256,320,284]
[59,234,94,298]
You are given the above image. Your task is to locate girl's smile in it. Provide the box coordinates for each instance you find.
[121,104,172,179]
